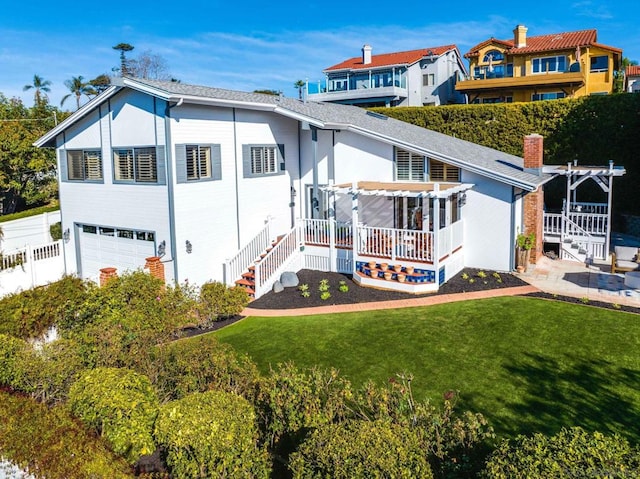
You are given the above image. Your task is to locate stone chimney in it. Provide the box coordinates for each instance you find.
[513,25,528,48]
[523,133,543,175]
[362,44,372,65]
[522,134,544,264]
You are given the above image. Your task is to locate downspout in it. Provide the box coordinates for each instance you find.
[233,108,241,248]
[311,126,319,219]
[164,98,182,282]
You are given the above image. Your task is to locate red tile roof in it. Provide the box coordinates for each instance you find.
[325,45,458,72]
[626,65,640,76]
[465,29,621,57]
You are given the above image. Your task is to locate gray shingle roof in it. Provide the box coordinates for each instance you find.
[37,77,548,190]
[133,78,547,190]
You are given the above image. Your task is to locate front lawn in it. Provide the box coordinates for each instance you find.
[215,296,640,442]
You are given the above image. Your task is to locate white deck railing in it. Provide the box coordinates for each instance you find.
[254,226,302,298]
[544,212,608,237]
[569,201,608,215]
[301,218,353,248]
[356,225,435,263]
[223,220,272,286]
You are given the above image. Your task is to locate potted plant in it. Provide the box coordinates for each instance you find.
[397,272,406,283]
[405,265,414,275]
[383,271,393,280]
[393,264,403,273]
[516,232,536,272]
[380,263,389,271]
[368,260,377,270]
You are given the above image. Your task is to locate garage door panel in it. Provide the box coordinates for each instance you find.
[78,225,156,283]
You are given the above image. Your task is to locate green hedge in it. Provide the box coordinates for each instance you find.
[0,203,59,223]
[372,94,640,215]
[0,390,133,478]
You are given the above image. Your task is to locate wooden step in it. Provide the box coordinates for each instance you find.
[235,278,255,288]
[242,271,255,280]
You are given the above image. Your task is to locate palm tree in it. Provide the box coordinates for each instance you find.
[61,76,96,110]
[112,43,135,76]
[294,80,305,100]
[23,74,52,106]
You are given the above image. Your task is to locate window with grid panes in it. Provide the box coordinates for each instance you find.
[66,150,103,181]
[429,159,459,182]
[395,149,424,181]
[113,147,157,183]
[186,145,212,180]
[251,146,277,175]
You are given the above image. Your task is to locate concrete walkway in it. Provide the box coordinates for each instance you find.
[516,256,640,308]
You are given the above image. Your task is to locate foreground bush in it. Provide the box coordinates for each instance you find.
[197,281,249,325]
[0,333,27,387]
[0,390,133,478]
[152,334,259,402]
[0,275,87,339]
[154,390,270,478]
[62,271,196,369]
[483,426,640,478]
[68,367,159,464]
[289,419,433,478]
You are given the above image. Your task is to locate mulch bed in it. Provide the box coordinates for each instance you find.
[249,268,529,310]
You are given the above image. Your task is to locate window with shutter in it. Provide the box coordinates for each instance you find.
[242,144,284,178]
[395,149,424,181]
[251,146,277,175]
[429,159,460,182]
[186,145,212,180]
[113,147,159,184]
[65,150,102,181]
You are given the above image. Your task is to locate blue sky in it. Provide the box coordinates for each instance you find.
[2,0,638,110]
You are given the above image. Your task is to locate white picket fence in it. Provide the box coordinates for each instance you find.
[0,240,65,297]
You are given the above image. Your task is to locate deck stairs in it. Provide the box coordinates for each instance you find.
[234,235,285,299]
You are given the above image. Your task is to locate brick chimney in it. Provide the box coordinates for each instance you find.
[523,133,543,175]
[513,25,528,48]
[522,134,544,264]
[362,44,372,65]
[144,256,165,283]
[99,267,117,286]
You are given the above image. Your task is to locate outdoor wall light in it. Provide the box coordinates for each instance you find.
[157,240,166,257]
[185,240,192,254]
[62,228,70,242]
[291,186,297,198]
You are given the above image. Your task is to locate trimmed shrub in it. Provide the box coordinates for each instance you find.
[152,333,259,402]
[49,221,62,240]
[154,390,270,478]
[482,426,640,478]
[197,281,249,325]
[0,390,133,479]
[289,419,433,479]
[68,367,159,464]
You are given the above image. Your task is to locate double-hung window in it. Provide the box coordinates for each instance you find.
[532,55,566,74]
[175,144,222,183]
[64,149,103,182]
[113,147,162,183]
[395,149,424,181]
[590,55,609,72]
[242,144,285,178]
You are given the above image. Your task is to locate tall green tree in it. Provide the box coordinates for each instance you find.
[89,74,111,94]
[294,79,305,100]
[61,76,96,110]
[22,75,52,107]
[112,43,134,77]
[0,94,60,213]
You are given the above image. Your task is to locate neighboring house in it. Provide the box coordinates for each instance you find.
[34,78,623,298]
[626,65,640,93]
[306,45,468,107]
[456,25,622,103]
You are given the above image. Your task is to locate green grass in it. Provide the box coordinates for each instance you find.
[215,297,640,442]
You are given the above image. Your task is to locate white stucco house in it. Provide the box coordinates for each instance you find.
[306,45,468,107]
[34,77,623,298]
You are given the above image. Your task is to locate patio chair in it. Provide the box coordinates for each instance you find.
[611,246,640,274]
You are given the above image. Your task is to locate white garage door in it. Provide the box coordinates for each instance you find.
[78,225,157,283]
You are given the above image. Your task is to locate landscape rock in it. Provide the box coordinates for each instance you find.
[280,271,299,288]
[272,280,284,293]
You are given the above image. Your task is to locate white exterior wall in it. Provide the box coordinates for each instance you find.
[170,105,298,286]
[461,170,515,271]
[57,90,171,281]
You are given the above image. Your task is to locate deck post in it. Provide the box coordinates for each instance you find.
[605,161,614,259]
[351,182,359,271]
[329,218,336,272]
[564,162,572,244]
[433,185,440,278]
